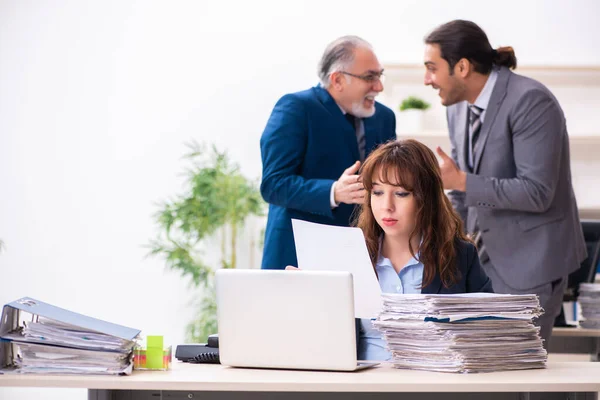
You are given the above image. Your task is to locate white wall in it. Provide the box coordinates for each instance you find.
[1,1,599,398]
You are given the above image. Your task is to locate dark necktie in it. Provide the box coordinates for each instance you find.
[468,105,483,171]
[345,113,365,161]
[468,105,486,262]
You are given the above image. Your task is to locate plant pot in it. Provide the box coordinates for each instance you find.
[396,109,424,136]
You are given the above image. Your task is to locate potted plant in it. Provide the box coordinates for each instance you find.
[397,96,431,135]
[148,141,265,342]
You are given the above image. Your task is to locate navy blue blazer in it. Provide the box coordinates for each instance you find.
[260,85,396,269]
[420,240,494,294]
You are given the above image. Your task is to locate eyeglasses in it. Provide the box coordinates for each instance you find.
[340,71,385,84]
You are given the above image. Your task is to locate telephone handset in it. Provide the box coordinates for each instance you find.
[175,334,220,364]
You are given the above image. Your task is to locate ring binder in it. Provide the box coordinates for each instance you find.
[0,297,141,375]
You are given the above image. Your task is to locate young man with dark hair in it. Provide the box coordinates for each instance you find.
[424,20,586,347]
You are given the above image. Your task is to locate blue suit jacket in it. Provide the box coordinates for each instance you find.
[260,85,396,269]
[420,240,494,294]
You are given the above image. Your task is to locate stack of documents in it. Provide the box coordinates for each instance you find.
[578,283,600,329]
[0,297,140,375]
[373,293,547,373]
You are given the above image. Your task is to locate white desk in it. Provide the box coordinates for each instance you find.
[1,362,600,400]
[553,327,600,338]
[550,327,600,361]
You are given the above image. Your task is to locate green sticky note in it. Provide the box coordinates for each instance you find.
[146,335,164,369]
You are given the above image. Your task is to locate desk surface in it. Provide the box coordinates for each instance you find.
[553,327,600,337]
[1,362,600,393]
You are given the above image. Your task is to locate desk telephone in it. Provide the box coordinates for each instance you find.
[175,334,220,364]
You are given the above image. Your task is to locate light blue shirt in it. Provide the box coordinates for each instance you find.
[467,67,499,169]
[358,251,424,361]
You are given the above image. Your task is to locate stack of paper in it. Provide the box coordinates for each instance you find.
[0,297,140,375]
[373,293,547,373]
[578,283,600,329]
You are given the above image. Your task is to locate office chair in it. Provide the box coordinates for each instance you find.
[554,220,600,327]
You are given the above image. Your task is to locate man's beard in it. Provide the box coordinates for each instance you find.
[351,93,378,118]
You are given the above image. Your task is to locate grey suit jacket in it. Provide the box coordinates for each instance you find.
[446,66,587,290]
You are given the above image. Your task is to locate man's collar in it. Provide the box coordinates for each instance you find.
[469,67,499,111]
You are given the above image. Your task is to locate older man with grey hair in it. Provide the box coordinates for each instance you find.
[260,35,396,270]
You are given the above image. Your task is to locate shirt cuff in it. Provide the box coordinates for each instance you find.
[330,181,339,209]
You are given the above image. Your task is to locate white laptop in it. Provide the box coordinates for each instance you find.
[215,269,379,371]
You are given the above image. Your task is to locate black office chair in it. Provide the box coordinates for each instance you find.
[554,220,600,327]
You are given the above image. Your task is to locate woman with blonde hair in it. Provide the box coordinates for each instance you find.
[355,139,493,360]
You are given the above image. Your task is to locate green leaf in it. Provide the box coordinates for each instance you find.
[186,285,218,343]
[147,140,267,340]
[399,96,431,111]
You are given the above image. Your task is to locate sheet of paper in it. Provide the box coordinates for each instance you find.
[292,219,381,318]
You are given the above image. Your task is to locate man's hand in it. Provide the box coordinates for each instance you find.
[334,161,365,205]
[436,147,467,191]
